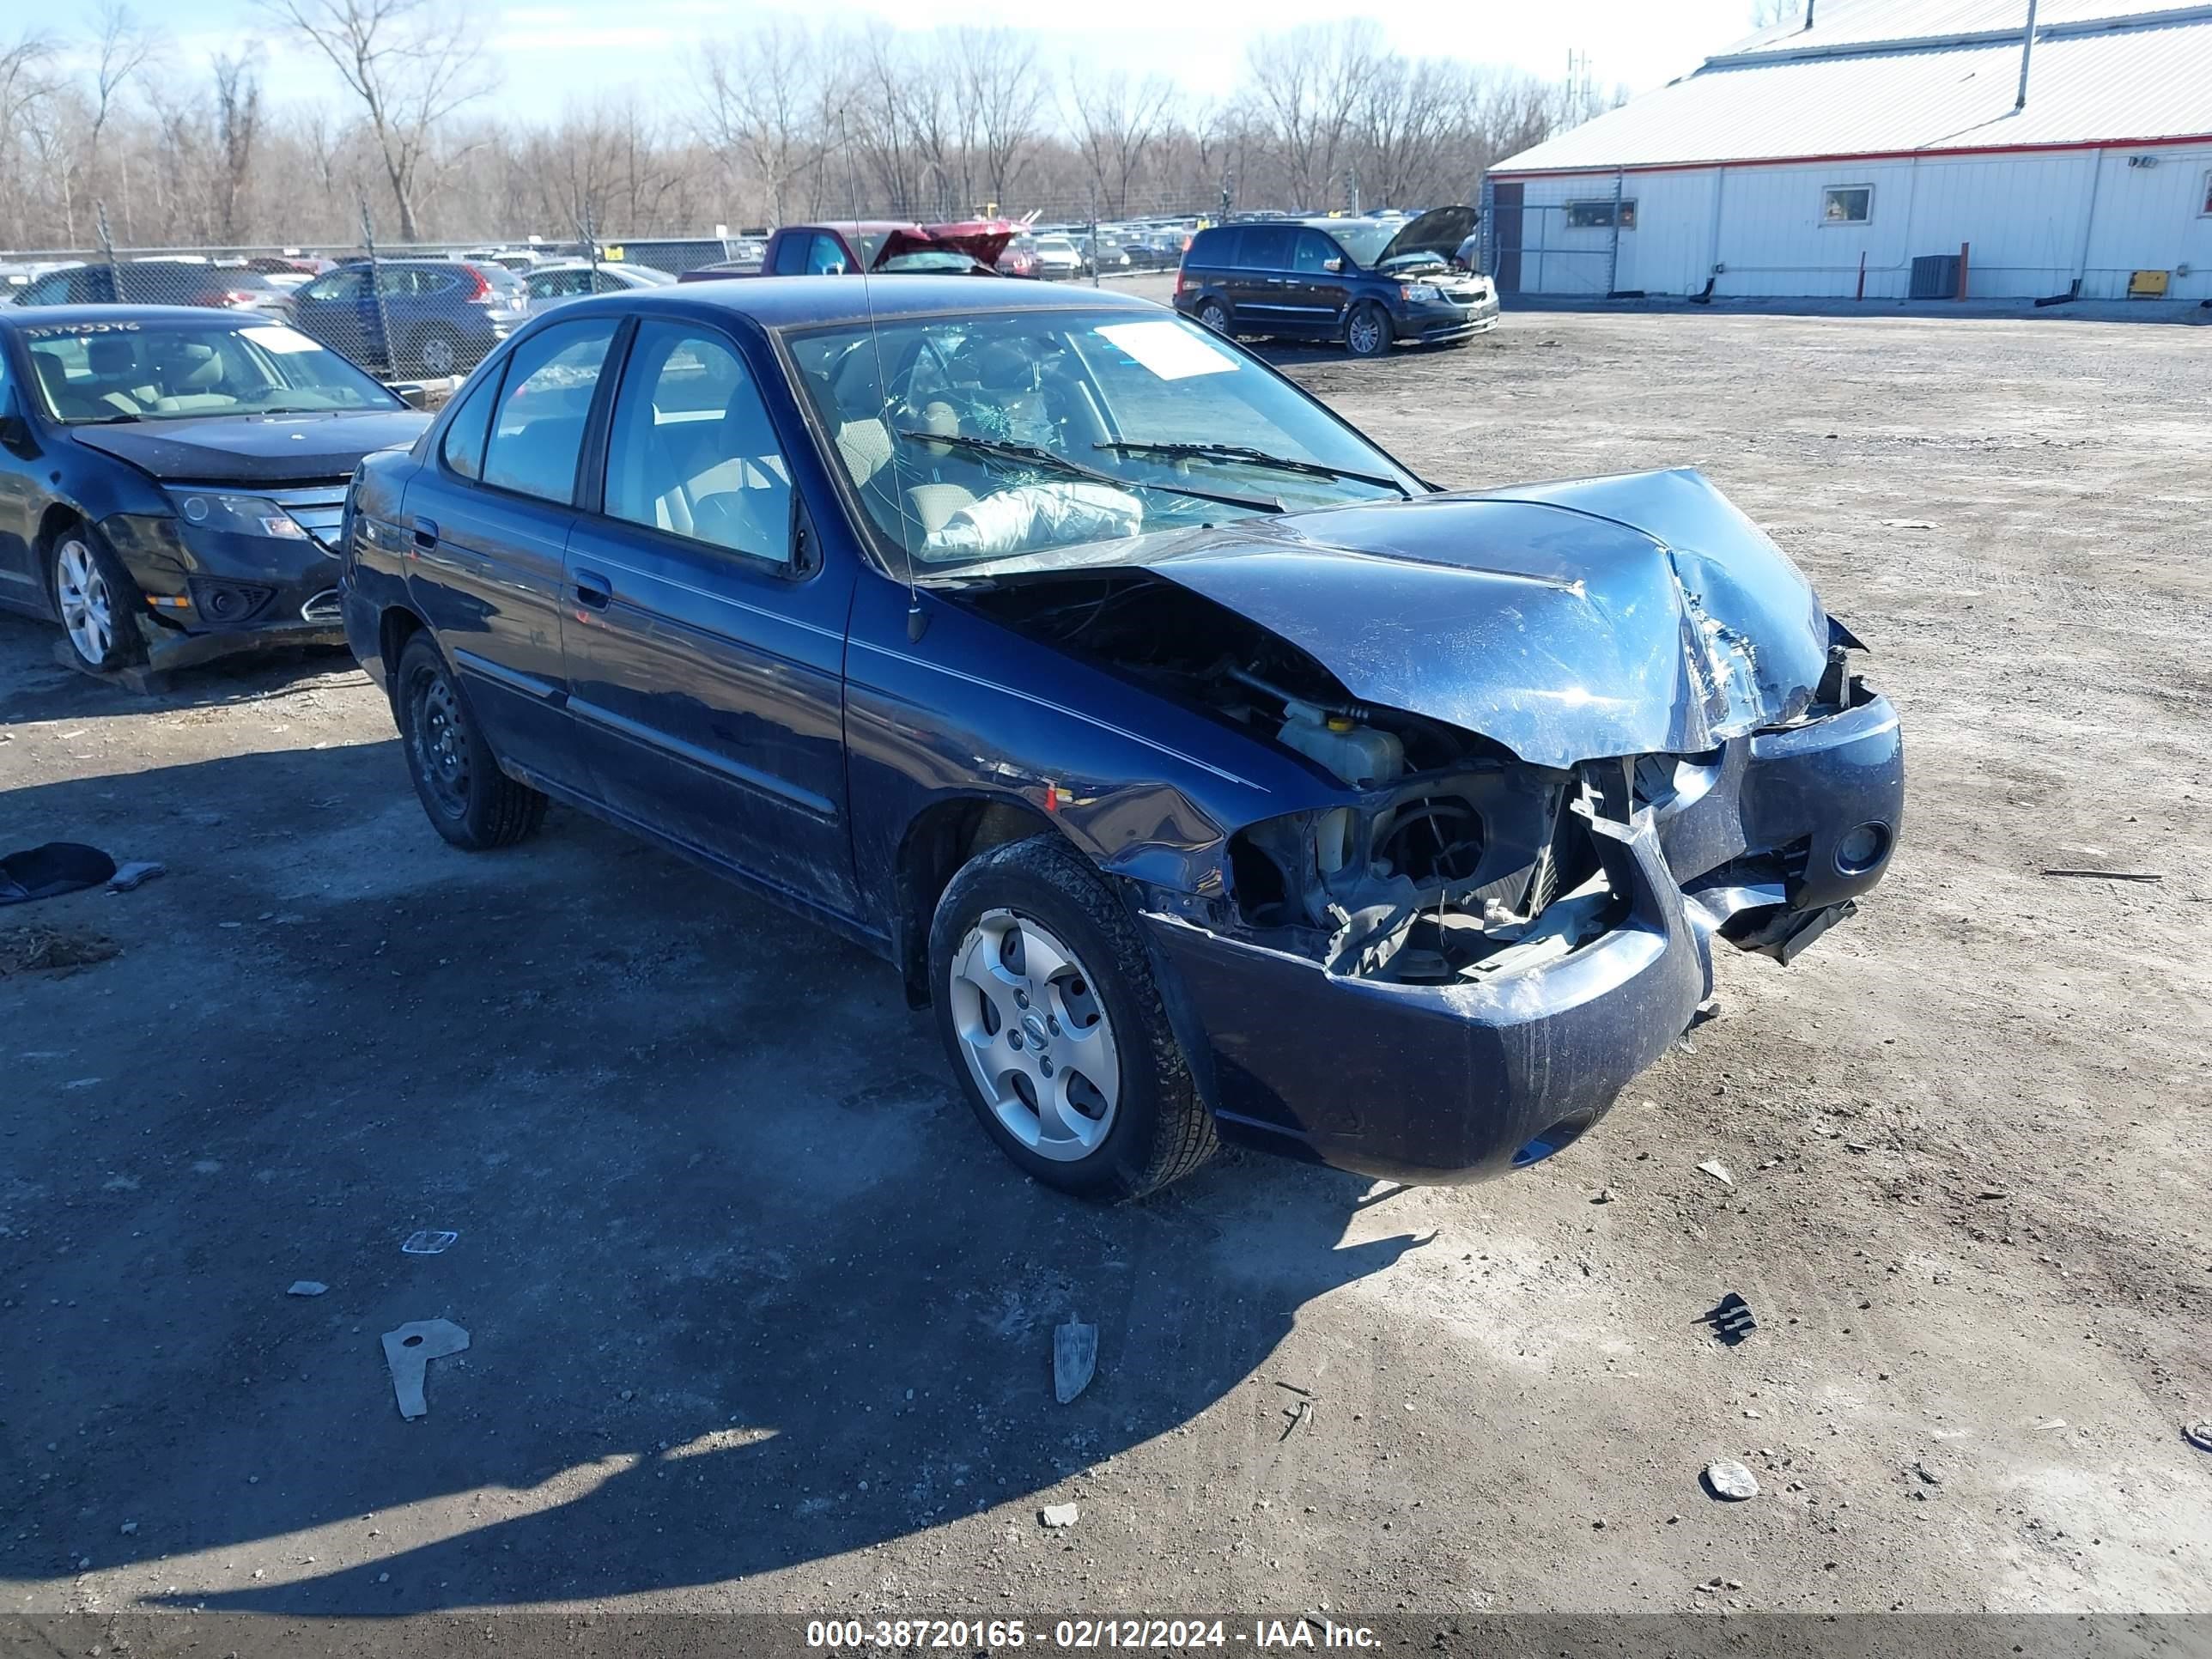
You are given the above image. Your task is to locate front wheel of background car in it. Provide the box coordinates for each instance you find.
[392,634,548,851]
[411,326,463,378]
[49,526,144,673]
[1345,302,1392,358]
[929,835,1216,1203]
[1195,298,1232,334]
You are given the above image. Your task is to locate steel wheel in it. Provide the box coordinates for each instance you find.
[1346,306,1388,356]
[946,908,1120,1163]
[54,538,116,666]
[410,668,472,819]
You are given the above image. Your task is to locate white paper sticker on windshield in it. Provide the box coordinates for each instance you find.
[1097,321,1237,381]
[240,324,321,354]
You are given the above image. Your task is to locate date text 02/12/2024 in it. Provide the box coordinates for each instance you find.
[804,1618,1379,1649]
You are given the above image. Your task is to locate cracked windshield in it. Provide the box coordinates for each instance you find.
[788,311,1419,569]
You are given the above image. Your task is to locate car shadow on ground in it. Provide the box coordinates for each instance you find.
[3,738,1430,1613]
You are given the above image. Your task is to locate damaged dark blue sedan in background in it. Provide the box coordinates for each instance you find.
[337,277,1903,1200]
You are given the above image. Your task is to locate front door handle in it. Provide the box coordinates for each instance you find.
[411,516,439,550]
[572,569,611,609]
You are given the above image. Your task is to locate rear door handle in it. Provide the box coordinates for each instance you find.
[572,568,611,609]
[411,516,439,550]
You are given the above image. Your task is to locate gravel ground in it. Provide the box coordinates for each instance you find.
[2,302,2208,1640]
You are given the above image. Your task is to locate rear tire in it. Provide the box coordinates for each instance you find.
[929,835,1215,1202]
[48,524,144,673]
[392,633,547,850]
[1194,297,1232,334]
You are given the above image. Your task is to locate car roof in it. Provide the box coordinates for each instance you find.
[544,275,1160,330]
[0,304,280,330]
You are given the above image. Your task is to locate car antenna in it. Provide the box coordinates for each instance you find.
[838,116,930,643]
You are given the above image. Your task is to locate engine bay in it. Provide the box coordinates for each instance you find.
[957,570,1633,984]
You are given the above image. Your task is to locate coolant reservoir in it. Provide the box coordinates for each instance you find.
[1279,702,1405,789]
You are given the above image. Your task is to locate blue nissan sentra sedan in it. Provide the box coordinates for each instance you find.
[337,276,1904,1200]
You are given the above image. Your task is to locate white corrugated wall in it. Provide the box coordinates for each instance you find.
[1503,148,2212,300]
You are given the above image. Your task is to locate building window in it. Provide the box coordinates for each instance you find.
[1823,185,1874,225]
[2202,170,2212,216]
[1565,199,1637,230]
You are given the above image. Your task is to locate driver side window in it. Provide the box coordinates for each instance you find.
[602,323,793,566]
[806,234,851,276]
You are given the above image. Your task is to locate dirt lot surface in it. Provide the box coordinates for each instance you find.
[3,305,2209,1641]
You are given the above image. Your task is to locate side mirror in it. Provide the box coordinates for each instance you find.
[1322,258,1343,273]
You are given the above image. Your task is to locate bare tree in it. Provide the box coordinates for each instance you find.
[1066,70,1174,218]
[253,0,495,240]
[1748,0,1801,27]
[958,27,1045,212]
[697,21,827,229]
[212,52,264,242]
[1244,24,1382,208]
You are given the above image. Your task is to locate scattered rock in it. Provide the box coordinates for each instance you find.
[1696,1159,1734,1187]
[2183,1423,2212,1454]
[1591,1187,1615,1205]
[1705,1460,1760,1500]
[287,1281,328,1297]
[118,1522,137,1536]
[1041,1503,1079,1528]
[1911,1460,1943,1486]
[1881,519,1937,530]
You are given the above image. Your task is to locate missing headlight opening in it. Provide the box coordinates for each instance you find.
[1226,759,1632,986]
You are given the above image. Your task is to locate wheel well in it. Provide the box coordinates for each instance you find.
[378,606,426,687]
[35,505,82,556]
[894,796,1057,1008]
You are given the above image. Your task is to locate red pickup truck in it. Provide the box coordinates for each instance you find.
[679,220,1018,283]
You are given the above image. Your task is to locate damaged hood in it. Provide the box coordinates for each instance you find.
[1369,204,1476,268]
[70,409,429,485]
[1135,468,1832,769]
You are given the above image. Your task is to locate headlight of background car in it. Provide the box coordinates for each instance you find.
[165,489,308,541]
[1399,283,1442,303]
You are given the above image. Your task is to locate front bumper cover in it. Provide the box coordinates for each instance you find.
[1143,690,1904,1182]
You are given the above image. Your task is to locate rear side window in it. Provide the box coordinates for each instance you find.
[806,234,851,276]
[440,371,500,480]
[480,319,617,503]
[1239,226,1294,270]
[1188,228,1238,267]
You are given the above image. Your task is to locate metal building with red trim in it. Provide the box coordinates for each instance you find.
[1484,0,2212,301]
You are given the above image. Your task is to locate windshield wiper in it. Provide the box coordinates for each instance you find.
[1094,441,1411,498]
[72,411,142,425]
[896,429,1280,514]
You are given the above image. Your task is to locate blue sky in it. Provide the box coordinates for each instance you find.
[149,0,1769,113]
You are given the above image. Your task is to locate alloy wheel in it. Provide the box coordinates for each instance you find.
[1197,301,1230,333]
[1346,309,1385,356]
[54,539,114,666]
[946,908,1120,1163]
[418,335,459,375]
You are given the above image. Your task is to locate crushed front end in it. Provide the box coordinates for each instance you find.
[1139,663,1902,1182]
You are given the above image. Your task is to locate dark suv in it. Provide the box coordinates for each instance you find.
[1173,207,1495,356]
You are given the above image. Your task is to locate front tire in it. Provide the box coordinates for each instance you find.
[392,634,547,850]
[49,526,144,673]
[929,836,1215,1202]
[1345,301,1392,358]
